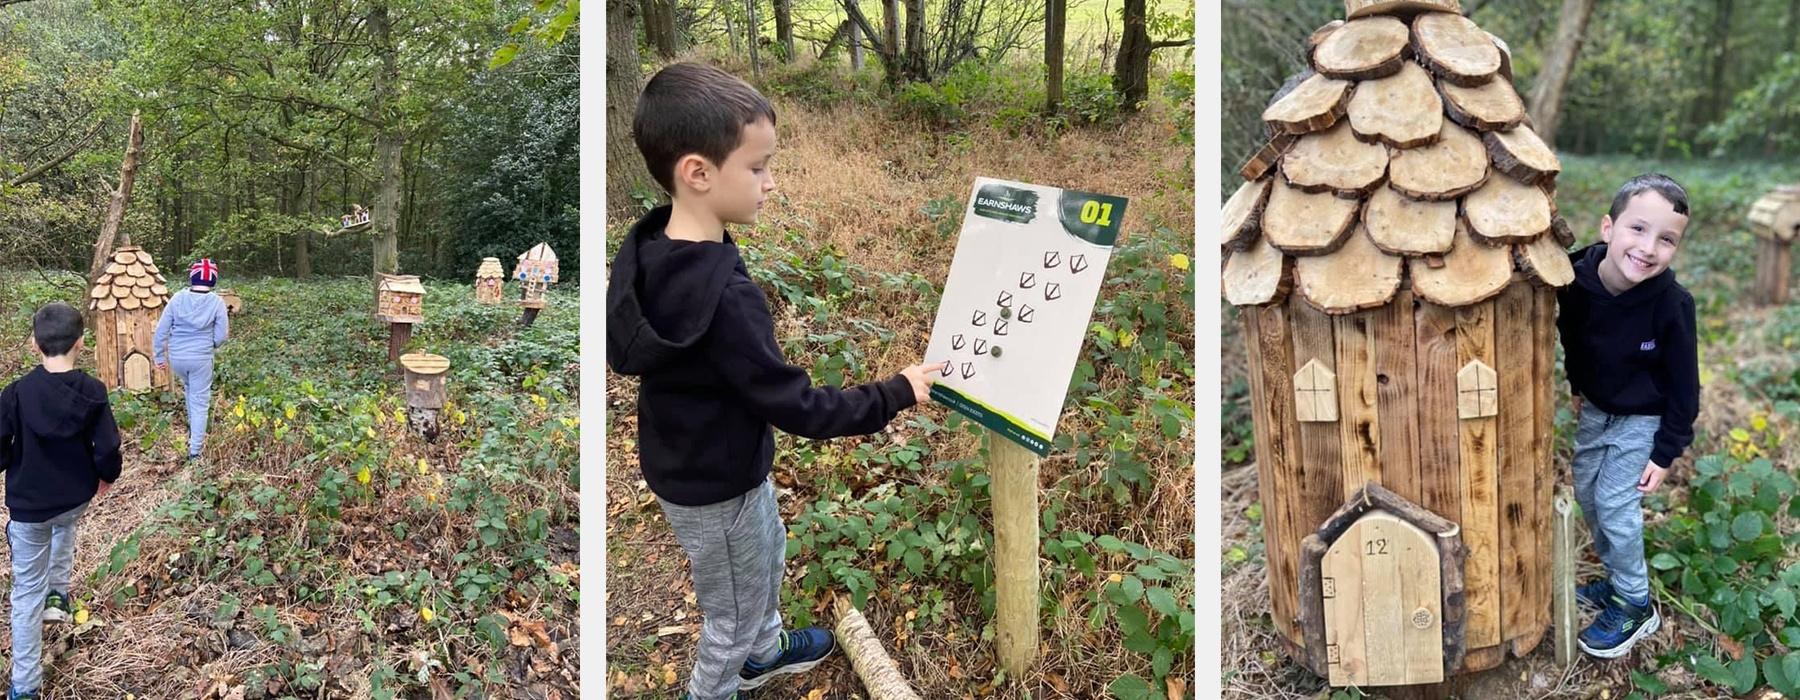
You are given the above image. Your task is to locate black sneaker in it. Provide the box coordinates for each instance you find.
[738,628,836,690]
[43,590,71,623]
[1575,578,1612,612]
[1579,593,1660,659]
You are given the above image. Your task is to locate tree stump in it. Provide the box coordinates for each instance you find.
[399,352,450,441]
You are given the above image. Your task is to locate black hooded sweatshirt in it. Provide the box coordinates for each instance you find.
[607,206,917,506]
[1556,243,1700,469]
[0,366,123,522]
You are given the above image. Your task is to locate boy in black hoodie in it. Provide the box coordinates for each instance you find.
[606,62,941,700]
[1556,174,1698,660]
[0,303,121,699]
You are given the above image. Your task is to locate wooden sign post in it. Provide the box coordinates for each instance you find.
[922,178,1128,677]
[987,431,1040,676]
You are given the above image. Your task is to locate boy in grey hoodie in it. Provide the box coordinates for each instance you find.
[153,258,229,461]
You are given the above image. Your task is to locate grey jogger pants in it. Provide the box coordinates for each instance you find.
[171,357,214,458]
[8,502,88,692]
[658,480,786,700]
[1572,401,1659,603]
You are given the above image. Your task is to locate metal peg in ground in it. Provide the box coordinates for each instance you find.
[399,352,450,441]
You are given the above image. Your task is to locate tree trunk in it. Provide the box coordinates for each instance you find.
[88,113,144,285]
[849,2,864,70]
[1790,0,1799,52]
[1044,0,1066,113]
[371,1,402,279]
[747,0,762,79]
[882,0,900,83]
[1525,0,1596,147]
[1112,0,1150,109]
[643,0,678,59]
[903,0,924,80]
[608,0,661,217]
[775,0,794,62]
[725,0,740,56]
[1705,0,1734,125]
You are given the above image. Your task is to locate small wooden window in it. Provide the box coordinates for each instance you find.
[1457,359,1498,418]
[1294,359,1339,423]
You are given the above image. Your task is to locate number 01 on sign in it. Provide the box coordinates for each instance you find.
[924,177,1128,455]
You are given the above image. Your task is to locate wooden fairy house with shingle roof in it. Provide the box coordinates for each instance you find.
[474,257,506,305]
[1222,0,1574,687]
[1748,185,1800,305]
[87,246,172,392]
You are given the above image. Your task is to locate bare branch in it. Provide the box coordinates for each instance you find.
[8,121,105,187]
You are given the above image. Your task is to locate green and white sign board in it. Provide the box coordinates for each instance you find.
[926,177,1128,455]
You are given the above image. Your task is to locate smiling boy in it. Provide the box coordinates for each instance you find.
[1556,173,1700,659]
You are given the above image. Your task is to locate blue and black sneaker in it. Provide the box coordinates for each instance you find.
[9,687,40,700]
[1579,593,1660,659]
[1575,578,1612,612]
[738,627,836,690]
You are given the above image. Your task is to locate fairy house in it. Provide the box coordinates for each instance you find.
[87,246,172,392]
[1749,185,1800,305]
[474,257,506,305]
[376,274,425,325]
[1222,0,1573,686]
[514,243,559,310]
[218,288,243,315]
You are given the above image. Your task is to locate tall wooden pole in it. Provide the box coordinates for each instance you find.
[88,112,144,285]
[987,429,1040,676]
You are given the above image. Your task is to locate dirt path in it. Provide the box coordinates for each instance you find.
[0,442,194,695]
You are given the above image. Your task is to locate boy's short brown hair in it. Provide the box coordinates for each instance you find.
[32,302,82,357]
[633,62,777,195]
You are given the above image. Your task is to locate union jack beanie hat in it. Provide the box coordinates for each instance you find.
[189,259,219,288]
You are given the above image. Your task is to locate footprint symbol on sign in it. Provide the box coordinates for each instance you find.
[994,319,1009,336]
[1044,283,1062,301]
[1017,305,1035,323]
[971,310,987,327]
[939,361,954,377]
[1068,254,1088,274]
[960,362,976,379]
[996,290,1013,308]
[974,338,989,355]
[951,334,966,350]
[1043,251,1061,269]
[1018,271,1036,289]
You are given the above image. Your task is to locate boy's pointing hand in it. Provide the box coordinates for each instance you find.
[901,361,947,404]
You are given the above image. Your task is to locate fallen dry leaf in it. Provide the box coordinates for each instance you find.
[1719,633,1745,660]
[1166,675,1187,699]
